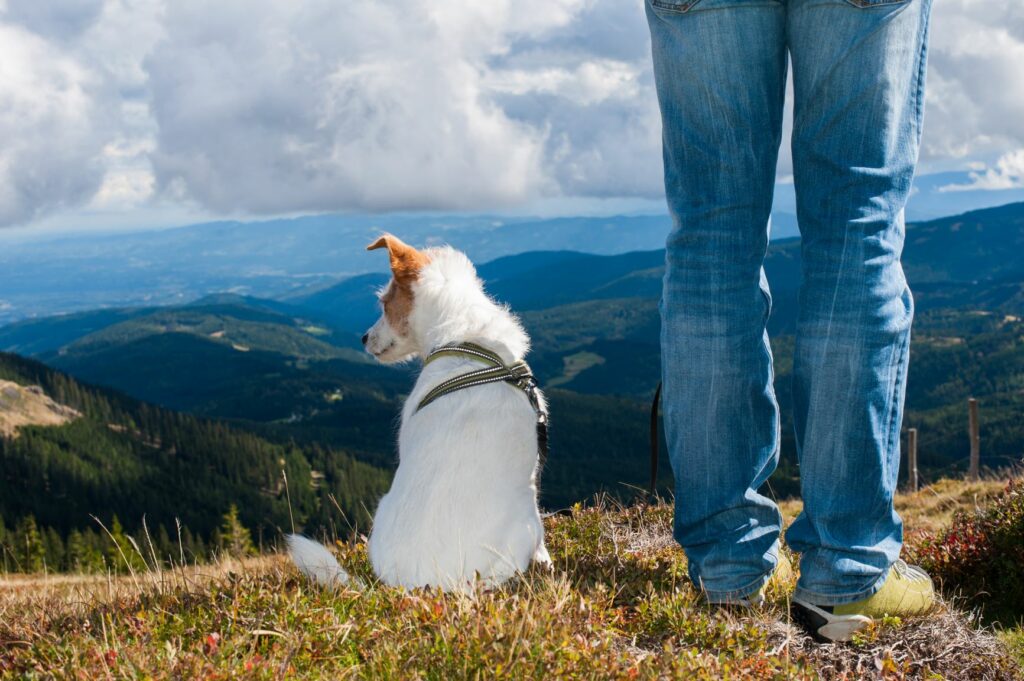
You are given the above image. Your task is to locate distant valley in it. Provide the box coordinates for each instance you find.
[2,169,1023,327]
[1,202,1023,565]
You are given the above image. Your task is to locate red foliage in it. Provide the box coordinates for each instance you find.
[910,479,1024,622]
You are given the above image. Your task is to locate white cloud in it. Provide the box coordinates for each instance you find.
[142,1,549,213]
[920,0,1024,166]
[939,149,1024,192]
[0,23,110,226]
[0,0,1021,228]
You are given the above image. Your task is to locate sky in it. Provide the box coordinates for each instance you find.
[1,0,1023,234]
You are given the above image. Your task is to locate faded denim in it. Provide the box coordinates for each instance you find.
[647,0,932,604]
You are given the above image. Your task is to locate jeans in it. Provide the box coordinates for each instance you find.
[647,0,931,604]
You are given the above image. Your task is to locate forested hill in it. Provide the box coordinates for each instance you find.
[1,201,1022,554]
[0,353,389,573]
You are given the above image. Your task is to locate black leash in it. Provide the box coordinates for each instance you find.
[649,381,662,498]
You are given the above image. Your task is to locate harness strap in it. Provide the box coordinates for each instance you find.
[416,342,549,471]
[422,341,506,367]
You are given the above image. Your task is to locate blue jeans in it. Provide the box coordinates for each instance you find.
[647,0,932,604]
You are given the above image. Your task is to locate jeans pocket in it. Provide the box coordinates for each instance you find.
[649,0,783,14]
[648,0,703,13]
[843,0,911,7]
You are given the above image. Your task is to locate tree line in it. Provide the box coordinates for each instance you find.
[0,353,391,573]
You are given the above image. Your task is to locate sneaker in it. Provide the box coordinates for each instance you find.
[791,560,935,642]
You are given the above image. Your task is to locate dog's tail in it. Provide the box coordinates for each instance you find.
[286,534,351,589]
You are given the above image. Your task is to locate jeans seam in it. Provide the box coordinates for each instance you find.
[912,2,930,141]
[884,301,911,468]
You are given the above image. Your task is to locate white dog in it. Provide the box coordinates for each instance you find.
[289,234,549,592]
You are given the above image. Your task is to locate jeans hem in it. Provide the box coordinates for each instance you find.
[793,567,889,607]
[700,559,779,604]
[703,573,770,604]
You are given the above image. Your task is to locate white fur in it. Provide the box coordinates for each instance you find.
[291,245,549,592]
[287,534,350,588]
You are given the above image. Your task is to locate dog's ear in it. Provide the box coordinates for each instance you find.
[367,234,430,283]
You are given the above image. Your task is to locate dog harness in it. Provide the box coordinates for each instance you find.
[417,342,549,468]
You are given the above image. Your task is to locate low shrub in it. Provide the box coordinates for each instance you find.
[910,478,1024,624]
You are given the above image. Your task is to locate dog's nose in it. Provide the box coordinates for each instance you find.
[361,333,369,346]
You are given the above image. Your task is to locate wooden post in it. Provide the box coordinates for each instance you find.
[967,398,980,481]
[908,428,919,493]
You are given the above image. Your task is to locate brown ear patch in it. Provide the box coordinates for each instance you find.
[368,234,429,333]
[366,234,430,284]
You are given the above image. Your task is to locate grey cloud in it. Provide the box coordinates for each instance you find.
[1,0,1022,228]
[0,23,113,226]
[3,0,104,40]
[144,0,552,214]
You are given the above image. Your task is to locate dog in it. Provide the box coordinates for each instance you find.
[289,234,549,592]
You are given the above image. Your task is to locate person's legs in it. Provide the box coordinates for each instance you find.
[785,0,932,606]
[646,0,787,602]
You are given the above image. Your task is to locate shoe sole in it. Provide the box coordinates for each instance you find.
[791,600,872,643]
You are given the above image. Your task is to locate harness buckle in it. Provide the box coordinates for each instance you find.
[508,361,533,390]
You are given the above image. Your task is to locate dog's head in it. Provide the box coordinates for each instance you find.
[363,234,431,363]
[363,233,528,364]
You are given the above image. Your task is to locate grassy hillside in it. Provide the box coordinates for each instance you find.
[1,478,1020,680]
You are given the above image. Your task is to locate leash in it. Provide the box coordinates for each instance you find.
[650,381,662,498]
[417,342,549,469]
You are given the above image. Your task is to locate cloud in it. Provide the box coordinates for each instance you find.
[921,0,1024,165]
[2,0,104,40]
[0,0,161,226]
[939,149,1024,192]
[0,23,110,226]
[0,0,1022,228]
[142,0,664,215]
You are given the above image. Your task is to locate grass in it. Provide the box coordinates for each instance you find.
[1002,629,1024,670]
[1,480,1022,680]
[547,352,606,388]
[778,477,1008,534]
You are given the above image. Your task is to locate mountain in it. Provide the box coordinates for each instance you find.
[286,273,389,340]
[2,202,1023,517]
[0,213,675,326]
[0,353,391,571]
[0,294,360,357]
[0,293,667,507]
[3,173,1018,327]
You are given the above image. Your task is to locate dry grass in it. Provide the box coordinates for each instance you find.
[1,480,1021,680]
[0,380,80,438]
[778,476,1008,533]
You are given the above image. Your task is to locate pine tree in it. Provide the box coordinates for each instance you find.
[67,529,105,574]
[154,524,175,566]
[43,527,65,571]
[15,516,45,573]
[219,505,255,559]
[0,520,9,574]
[106,516,147,573]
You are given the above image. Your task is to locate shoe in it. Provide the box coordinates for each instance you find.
[791,560,935,642]
[713,552,794,607]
